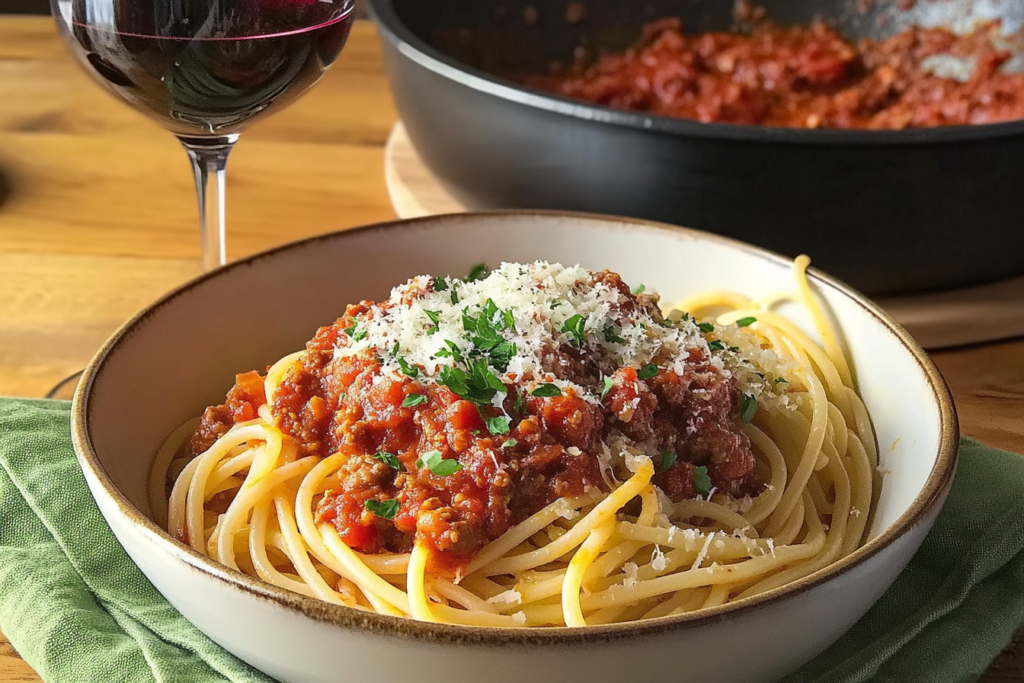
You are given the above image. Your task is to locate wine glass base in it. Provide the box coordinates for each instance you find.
[46,370,84,400]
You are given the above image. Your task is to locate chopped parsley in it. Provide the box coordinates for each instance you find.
[774,377,789,385]
[603,324,625,344]
[707,340,726,351]
[631,283,646,295]
[550,300,565,309]
[530,383,562,398]
[402,393,427,408]
[437,358,506,406]
[735,316,757,328]
[465,263,490,281]
[512,388,527,415]
[487,415,511,435]
[392,343,419,378]
[461,300,518,371]
[433,277,448,291]
[637,364,659,380]
[601,375,615,400]
[365,498,400,519]
[697,322,715,334]
[371,451,403,471]
[416,450,463,476]
[740,394,759,423]
[658,449,677,473]
[693,466,712,497]
[561,314,587,346]
[424,309,441,335]
[450,288,459,305]
[501,438,517,449]
[344,320,367,342]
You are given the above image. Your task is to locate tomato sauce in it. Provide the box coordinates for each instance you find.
[188,271,759,571]
[526,17,1024,129]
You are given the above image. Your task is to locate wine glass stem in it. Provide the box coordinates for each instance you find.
[180,135,239,272]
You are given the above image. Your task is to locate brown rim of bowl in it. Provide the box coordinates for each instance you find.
[71,210,959,646]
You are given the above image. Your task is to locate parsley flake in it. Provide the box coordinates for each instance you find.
[365,498,400,519]
[371,452,403,471]
[603,324,625,344]
[561,314,587,347]
[740,394,759,423]
[708,340,726,351]
[487,415,511,435]
[392,343,419,378]
[501,438,517,449]
[697,322,715,334]
[415,450,463,477]
[530,383,562,398]
[601,375,615,400]
[637,364,659,380]
[631,283,646,295]
[424,310,441,335]
[512,389,527,415]
[433,277,448,292]
[693,466,712,497]
[402,394,427,408]
[465,263,490,282]
[774,377,789,385]
[658,450,678,473]
[735,316,757,328]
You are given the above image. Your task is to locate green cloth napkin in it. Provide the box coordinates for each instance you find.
[0,398,1022,683]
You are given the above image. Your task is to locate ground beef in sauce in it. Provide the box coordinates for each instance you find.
[187,268,761,570]
[525,17,1024,129]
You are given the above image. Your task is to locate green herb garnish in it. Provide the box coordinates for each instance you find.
[740,394,758,423]
[392,343,420,378]
[371,451,403,471]
[487,416,511,435]
[501,438,517,449]
[708,340,726,351]
[658,450,678,473]
[693,466,712,497]
[424,309,441,335]
[365,498,400,519]
[433,277,448,292]
[561,314,587,346]
[601,375,615,400]
[697,322,715,334]
[512,388,527,415]
[774,377,789,385]
[735,316,757,328]
[465,263,490,281]
[603,324,625,344]
[637,364,659,380]
[530,383,562,398]
[437,358,506,406]
[416,450,463,476]
[402,394,427,408]
[631,283,646,295]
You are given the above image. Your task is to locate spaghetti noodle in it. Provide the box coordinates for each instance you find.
[157,257,876,627]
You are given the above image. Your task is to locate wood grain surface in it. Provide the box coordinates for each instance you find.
[0,15,1021,683]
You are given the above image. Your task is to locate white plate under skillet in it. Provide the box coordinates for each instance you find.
[72,211,958,683]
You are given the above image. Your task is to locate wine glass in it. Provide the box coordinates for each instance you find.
[51,0,356,271]
[44,0,354,400]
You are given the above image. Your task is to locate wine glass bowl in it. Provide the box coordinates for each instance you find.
[51,0,356,269]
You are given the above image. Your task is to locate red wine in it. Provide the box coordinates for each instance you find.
[57,0,354,137]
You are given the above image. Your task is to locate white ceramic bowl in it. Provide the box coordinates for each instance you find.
[72,212,958,683]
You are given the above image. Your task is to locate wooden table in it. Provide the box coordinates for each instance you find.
[1,15,1021,682]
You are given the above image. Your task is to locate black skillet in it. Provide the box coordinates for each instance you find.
[368,0,1024,296]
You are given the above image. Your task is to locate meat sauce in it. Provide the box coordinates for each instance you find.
[526,17,1024,129]
[187,270,759,571]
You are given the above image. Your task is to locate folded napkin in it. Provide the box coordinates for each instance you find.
[1,398,1022,683]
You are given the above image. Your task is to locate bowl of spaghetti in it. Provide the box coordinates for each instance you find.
[71,211,958,683]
